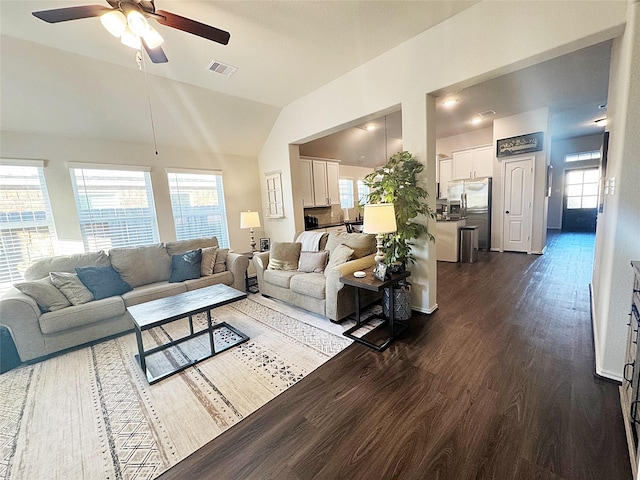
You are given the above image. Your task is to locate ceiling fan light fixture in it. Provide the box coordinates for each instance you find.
[100,10,126,37]
[127,9,149,37]
[121,26,142,50]
[143,26,164,49]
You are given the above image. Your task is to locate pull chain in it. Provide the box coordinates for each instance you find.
[137,51,159,155]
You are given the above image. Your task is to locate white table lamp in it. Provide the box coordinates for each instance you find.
[362,203,397,264]
[240,211,261,252]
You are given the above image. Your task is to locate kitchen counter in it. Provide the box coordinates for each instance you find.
[306,220,363,232]
[436,218,466,262]
[436,216,467,222]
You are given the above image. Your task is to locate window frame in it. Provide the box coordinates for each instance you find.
[70,164,160,251]
[167,168,231,248]
[0,160,57,289]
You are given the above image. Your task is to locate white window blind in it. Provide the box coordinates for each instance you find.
[0,164,57,290]
[339,178,354,209]
[71,167,159,251]
[168,171,230,247]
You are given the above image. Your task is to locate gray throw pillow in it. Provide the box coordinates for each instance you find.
[213,248,229,274]
[325,232,376,259]
[49,272,94,305]
[169,249,203,283]
[15,277,71,313]
[324,244,354,277]
[76,266,133,300]
[298,251,329,273]
[201,246,218,276]
[268,242,302,271]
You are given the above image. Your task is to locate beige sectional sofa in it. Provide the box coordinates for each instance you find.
[0,236,249,362]
[253,232,380,322]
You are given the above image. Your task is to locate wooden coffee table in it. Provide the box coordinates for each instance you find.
[127,284,249,384]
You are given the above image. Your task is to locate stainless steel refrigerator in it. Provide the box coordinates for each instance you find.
[447,177,492,250]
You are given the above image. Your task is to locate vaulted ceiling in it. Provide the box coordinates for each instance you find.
[1,1,611,160]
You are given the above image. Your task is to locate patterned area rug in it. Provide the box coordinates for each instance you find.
[0,298,353,480]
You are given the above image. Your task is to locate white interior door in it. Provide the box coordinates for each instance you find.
[502,157,533,252]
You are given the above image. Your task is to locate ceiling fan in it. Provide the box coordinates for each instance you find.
[32,0,230,64]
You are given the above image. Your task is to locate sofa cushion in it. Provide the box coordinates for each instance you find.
[38,296,126,334]
[121,282,186,307]
[76,266,133,300]
[325,233,375,259]
[324,244,354,277]
[169,249,202,283]
[298,251,329,273]
[14,277,71,313]
[201,246,219,276]
[268,242,302,271]
[49,272,94,305]
[23,251,111,281]
[109,244,171,288]
[165,236,219,256]
[263,270,301,289]
[183,271,233,291]
[290,273,326,300]
[213,248,229,274]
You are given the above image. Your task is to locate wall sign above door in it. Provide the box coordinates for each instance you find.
[496,131,544,158]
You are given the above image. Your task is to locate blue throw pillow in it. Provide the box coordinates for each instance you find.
[76,266,132,300]
[169,249,202,283]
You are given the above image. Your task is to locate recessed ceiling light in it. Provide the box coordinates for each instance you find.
[470,116,483,125]
[442,98,458,109]
[365,125,377,131]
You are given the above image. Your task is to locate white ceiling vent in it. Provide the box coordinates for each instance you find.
[479,109,496,117]
[207,60,238,77]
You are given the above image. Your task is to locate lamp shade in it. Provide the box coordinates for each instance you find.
[363,204,397,234]
[240,211,261,229]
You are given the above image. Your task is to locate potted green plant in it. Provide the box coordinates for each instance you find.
[364,151,435,320]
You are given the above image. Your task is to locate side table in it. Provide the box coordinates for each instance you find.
[237,251,259,293]
[339,267,411,351]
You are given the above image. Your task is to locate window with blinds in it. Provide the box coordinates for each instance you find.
[167,171,230,248]
[339,178,354,209]
[357,179,370,205]
[70,167,159,251]
[0,163,57,290]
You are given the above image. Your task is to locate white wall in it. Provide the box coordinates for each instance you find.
[492,108,550,254]
[258,1,627,313]
[592,0,640,381]
[547,134,604,229]
[0,131,264,253]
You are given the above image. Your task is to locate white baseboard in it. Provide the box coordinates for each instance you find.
[413,303,438,314]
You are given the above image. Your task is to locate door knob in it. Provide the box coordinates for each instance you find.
[506,210,510,214]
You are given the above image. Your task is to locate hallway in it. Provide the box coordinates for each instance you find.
[160,231,631,480]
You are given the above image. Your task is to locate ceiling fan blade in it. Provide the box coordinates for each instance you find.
[32,5,111,23]
[156,10,230,45]
[143,41,169,64]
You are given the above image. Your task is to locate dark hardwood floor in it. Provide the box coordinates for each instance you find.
[158,231,631,480]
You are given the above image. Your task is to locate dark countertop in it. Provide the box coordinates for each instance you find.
[436,216,467,222]
[305,220,363,231]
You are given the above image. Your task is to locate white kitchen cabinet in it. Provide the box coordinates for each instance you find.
[300,157,340,207]
[438,158,452,199]
[452,145,493,180]
[312,160,329,206]
[326,161,340,205]
[300,159,315,207]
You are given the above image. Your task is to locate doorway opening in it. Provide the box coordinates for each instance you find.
[562,167,598,231]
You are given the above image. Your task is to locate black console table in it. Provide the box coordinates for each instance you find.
[339,267,411,351]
